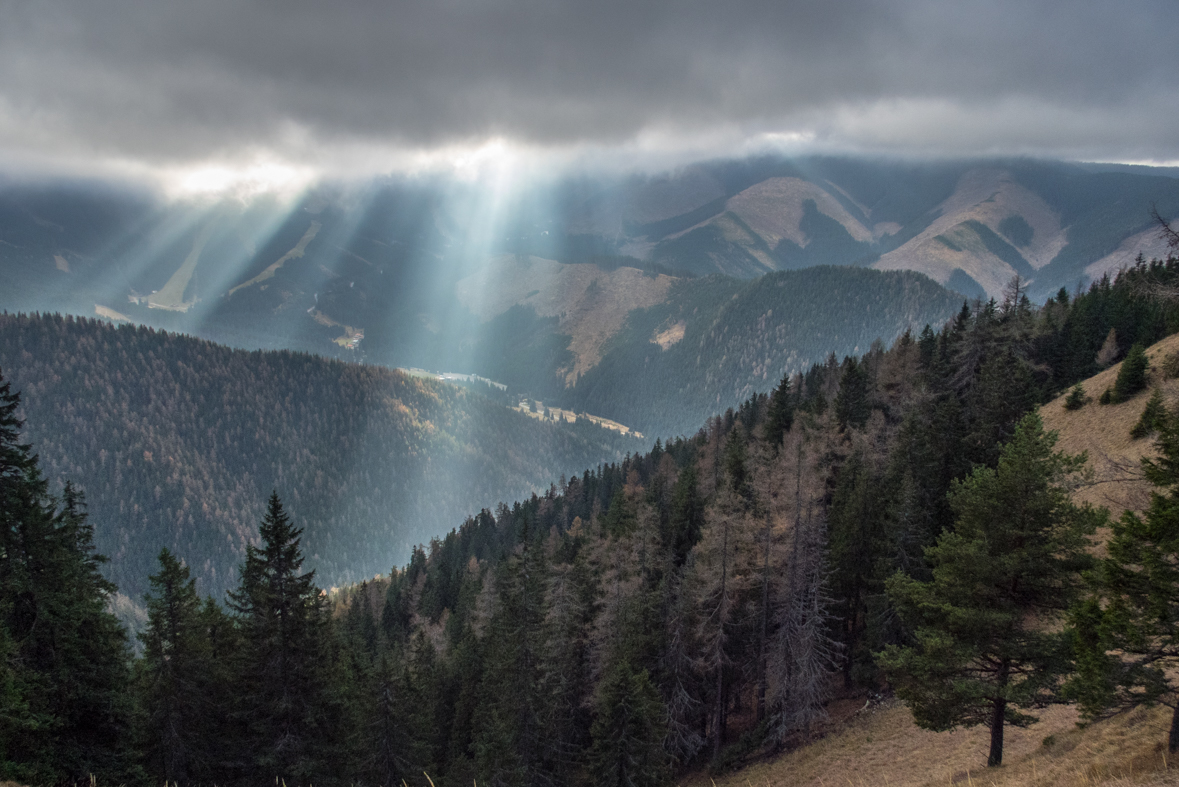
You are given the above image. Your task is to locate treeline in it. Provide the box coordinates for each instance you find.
[0,314,644,599]
[9,257,1179,785]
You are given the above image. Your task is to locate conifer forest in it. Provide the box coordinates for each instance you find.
[12,256,1179,785]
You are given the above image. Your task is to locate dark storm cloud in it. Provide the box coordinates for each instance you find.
[1,0,1177,172]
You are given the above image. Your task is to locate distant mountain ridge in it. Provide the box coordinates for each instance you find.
[623,159,1179,300]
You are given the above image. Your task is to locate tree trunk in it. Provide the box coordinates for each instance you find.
[988,697,1006,767]
[1169,703,1179,753]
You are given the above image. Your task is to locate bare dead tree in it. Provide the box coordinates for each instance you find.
[660,570,706,764]
[1152,205,1179,253]
[1121,207,1179,302]
[767,429,841,746]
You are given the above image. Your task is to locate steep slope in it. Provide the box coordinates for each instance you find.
[0,314,644,599]
[874,167,1061,296]
[1040,332,1179,520]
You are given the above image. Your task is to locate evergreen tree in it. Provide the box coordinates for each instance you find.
[1064,383,1088,411]
[667,462,705,568]
[471,534,549,787]
[1069,404,1179,751]
[588,657,669,787]
[1131,387,1167,439]
[0,369,135,786]
[1113,343,1150,402]
[136,548,214,783]
[227,491,338,783]
[763,374,795,451]
[834,358,871,430]
[603,489,638,539]
[537,559,595,783]
[880,414,1102,767]
[828,450,884,686]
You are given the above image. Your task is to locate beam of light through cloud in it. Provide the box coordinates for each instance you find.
[162,159,319,202]
[0,0,1176,189]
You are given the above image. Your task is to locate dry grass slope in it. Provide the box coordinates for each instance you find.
[1040,332,1179,521]
[874,168,1065,299]
[683,702,1179,787]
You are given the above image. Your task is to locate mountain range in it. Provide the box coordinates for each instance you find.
[2,155,1177,437]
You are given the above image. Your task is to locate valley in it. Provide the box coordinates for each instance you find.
[4,1,1179,784]
[4,157,1179,787]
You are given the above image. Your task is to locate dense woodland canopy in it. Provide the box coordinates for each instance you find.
[0,314,643,599]
[9,256,1179,784]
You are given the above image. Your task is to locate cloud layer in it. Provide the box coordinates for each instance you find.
[3,0,1177,179]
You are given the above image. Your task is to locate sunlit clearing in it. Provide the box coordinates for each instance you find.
[162,159,318,202]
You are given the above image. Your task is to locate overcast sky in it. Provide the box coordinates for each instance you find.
[2,0,1177,187]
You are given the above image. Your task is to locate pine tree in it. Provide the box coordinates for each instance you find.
[1069,403,1179,751]
[471,534,549,787]
[880,414,1102,767]
[228,490,337,783]
[667,462,705,568]
[828,450,884,687]
[537,559,595,783]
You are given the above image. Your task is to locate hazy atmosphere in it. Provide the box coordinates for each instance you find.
[2,0,1178,190]
[9,3,1179,786]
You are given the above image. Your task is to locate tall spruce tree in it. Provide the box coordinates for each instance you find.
[471,531,549,787]
[0,367,135,783]
[667,462,705,568]
[834,357,871,431]
[228,491,337,783]
[880,414,1102,767]
[763,374,795,451]
[588,657,669,787]
[137,548,214,784]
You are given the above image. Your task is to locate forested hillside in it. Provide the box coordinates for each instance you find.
[558,266,961,436]
[0,314,644,599]
[303,257,1179,786]
[9,257,1179,786]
